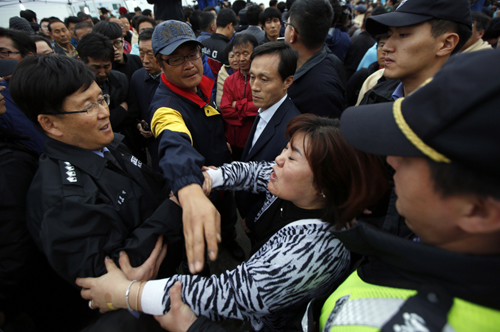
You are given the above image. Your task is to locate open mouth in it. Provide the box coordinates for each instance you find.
[100,123,111,131]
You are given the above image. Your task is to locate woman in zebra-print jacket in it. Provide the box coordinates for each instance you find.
[78,114,388,331]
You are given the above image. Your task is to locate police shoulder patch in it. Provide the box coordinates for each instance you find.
[60,161,82,186]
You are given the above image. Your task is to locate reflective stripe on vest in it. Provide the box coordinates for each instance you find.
[320,271,500,332]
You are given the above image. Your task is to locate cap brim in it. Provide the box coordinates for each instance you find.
[0,59,18,77]
[340,102,424,158]
[366,12,433,35]
[156,38,203,56]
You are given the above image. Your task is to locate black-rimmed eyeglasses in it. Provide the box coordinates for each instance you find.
[42,94,110,116]
[161,50,202,66]
[283,21,299,34]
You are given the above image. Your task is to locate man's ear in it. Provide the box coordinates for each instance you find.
[478,30,485,39]
[38,114,63,137]
[436,32,460,57]
[283,75,294,90]
[457,197,500,234]
[289,28,296,44]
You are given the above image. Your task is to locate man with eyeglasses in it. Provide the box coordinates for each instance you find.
[48,18,77,58]
[0,28,46,155]
[149,20,245,274]
[108,16,132,53]
[9,55,185,328]
[77,32,145,164]
[93,21,142,82]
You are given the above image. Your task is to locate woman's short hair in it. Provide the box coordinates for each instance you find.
[286,114,388,227]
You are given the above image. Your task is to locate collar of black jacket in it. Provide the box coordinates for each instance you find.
[43,133,125,179]
[293,46,328,81]
[332,222,500,310]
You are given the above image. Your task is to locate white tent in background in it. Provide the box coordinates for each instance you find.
[0,0,158,28]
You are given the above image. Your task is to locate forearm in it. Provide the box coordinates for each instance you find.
[206,160,273,193]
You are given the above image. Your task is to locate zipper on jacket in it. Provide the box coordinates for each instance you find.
[243,74,247,99]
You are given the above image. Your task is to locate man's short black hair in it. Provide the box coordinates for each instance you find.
[277,1,286,13]
[217,8,239,28]
[246,5,263,25]
[134,16,156,31]
[40,17,50,24]
[289,0,333,49]
[270,0,278,6]
[375,32,389,43]
[99,7,109,14]
[64,16,82,27]
[259,7,282,26]
[250,41,298,81]
[232,0,247,16]
[74,21,94,35]
[30,35,53,49]
[9,55,96,132]
[76,32,114,63]
[199,11,216,31]
[428,19,472,54]
[0,27,36,57]
[142,9,153,17]
[329,0,342,26]
[20,10,37,23]
[233,33,259,49]
[47,18,64,33]
[286,0,297,10]
[77,12,92,20]
[428,159,500,201]
[203,6,217,12]
[92,21,122,39]
[134,7,141,12]
[471,11,491,32]
[138,28,154,42]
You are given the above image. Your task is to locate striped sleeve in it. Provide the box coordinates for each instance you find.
[141,220,350,331]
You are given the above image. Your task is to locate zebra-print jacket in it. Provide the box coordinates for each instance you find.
[141,161,350,331]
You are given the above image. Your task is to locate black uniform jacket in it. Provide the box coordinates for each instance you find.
[27,134,183,284]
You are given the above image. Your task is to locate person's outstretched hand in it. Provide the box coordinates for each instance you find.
[76,256,130,314]
[178,184,221,274]
[121,235,167,281]
[154,281,198,332]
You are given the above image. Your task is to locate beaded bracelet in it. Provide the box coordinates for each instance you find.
[126,280,138,311]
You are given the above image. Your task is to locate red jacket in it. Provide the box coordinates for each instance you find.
[220,70,258,148]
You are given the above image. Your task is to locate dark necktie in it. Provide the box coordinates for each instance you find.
[103,150,123,171]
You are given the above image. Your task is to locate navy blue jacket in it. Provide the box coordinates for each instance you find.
[148,74,229,194]
[0,80,45,155]
[288,47,345,118]
[131,68,161,121]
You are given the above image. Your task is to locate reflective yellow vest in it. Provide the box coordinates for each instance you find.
[320,270,500,332]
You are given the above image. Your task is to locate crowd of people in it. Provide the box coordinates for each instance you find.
[1,0,499,331]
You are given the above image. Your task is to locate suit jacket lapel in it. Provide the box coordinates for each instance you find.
[242,115,260,161]
[245,98,291,161]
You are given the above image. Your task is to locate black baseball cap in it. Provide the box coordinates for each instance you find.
[340,49,500,180]
[366,0,472,35]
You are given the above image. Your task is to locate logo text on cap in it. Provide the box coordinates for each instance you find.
[161,21,194,43]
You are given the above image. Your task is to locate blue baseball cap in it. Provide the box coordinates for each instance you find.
[152,20,202,56]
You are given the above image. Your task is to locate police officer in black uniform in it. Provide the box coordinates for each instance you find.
[9,55,184,294]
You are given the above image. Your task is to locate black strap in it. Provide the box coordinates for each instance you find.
[381,284,454,332]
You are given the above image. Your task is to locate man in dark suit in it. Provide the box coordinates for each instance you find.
[236,42,301,230]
